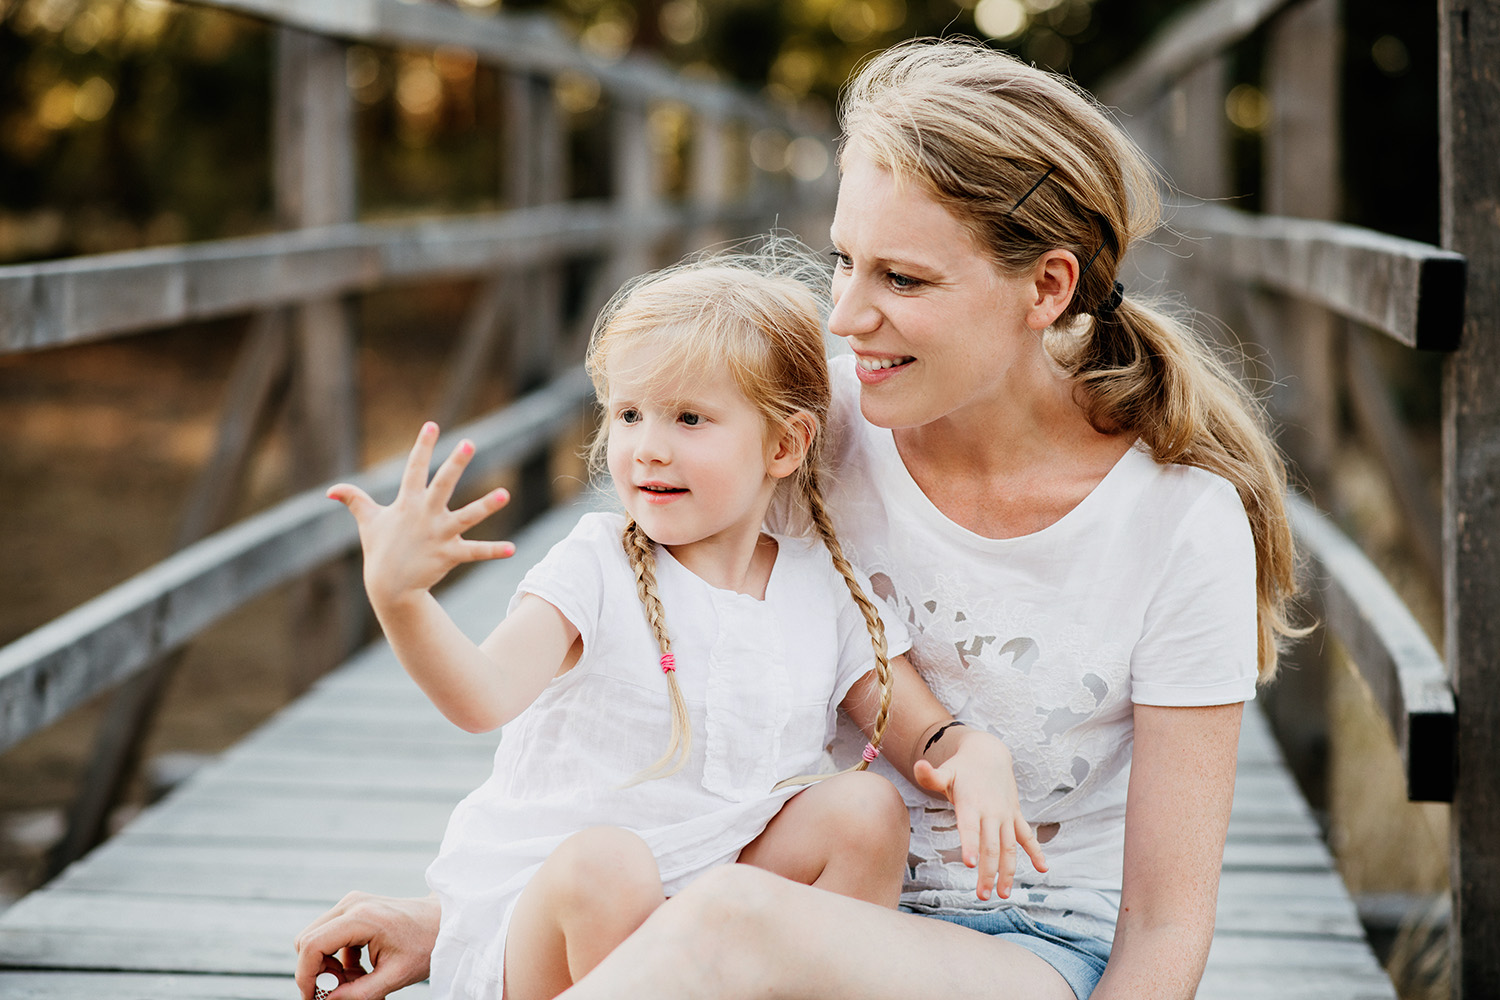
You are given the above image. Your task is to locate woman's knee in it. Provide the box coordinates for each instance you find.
[665,864,794,946]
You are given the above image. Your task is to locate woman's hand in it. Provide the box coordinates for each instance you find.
[912,728,1047,901]
[294,891,441,1000]
[327,422,514,611]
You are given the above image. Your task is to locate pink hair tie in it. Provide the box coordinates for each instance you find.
[862,742,880,763]
[659,653,676,674]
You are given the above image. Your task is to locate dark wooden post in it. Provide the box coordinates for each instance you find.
[275,27,364,693]
[1439,1,1500,995]
[1255,0,1342,808]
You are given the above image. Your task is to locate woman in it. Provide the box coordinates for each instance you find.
[296,37,1298,1000]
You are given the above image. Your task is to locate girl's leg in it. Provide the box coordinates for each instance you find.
[503,826,665,1000]
[558,863,1077,1000]
[736,770,909,906]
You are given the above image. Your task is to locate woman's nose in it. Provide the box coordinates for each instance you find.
[828,274,878,340]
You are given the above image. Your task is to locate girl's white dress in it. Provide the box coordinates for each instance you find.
[425,511,909,1000]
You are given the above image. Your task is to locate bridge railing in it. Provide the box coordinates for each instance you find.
[1099,0,1497,995]
[0,0,834,873]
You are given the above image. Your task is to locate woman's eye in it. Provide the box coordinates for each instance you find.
[889,272,919,289]
[830,250,852,270]
[679,412,703,426]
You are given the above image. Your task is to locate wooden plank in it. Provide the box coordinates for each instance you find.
[0,971,434,1000]
[1286,494,1455,801]
[1171,203,1466,350]
[0,200,783,353]
[1098,0,1296,110]
[1440,1,1500,994]
[178,0,770,122]
[0,373,594,754]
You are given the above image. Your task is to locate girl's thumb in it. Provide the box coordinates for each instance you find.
[912,758,953,796]
[327,483,373,517]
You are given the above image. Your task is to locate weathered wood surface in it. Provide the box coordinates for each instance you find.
[0,370,594,756]
[1286,495,1454,802]
[1440,1,1500,995]
[0,495,1393,998]
[0,199,787,353]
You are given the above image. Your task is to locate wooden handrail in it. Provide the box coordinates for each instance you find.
[0,200,793,354]
[0,367,595,756]
[1286,495,1455,802]
[183,0,776,120]
[1169,204,1466,350]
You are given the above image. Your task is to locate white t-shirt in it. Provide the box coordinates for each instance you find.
[822,355,1258,940]
[425,510,911,1000]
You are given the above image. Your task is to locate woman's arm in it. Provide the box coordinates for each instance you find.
[294,891,441,1000]
[1092,701,1243,1000]
[840,655,1046,899]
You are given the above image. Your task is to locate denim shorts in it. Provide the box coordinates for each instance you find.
[908,906,1112,999]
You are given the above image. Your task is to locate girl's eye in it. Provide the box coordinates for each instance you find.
[619,408,640,424]
[679,412,703,426]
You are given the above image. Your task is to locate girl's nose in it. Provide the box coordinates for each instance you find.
[828,274,879,340]
[633,418,670,464]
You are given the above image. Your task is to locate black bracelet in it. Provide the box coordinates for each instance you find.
[923,720,966,755]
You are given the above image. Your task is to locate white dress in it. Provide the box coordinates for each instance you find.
[425,511,910,1000]
[822,355,1259,941]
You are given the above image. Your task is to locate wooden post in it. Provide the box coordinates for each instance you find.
[276,27,364,694]
[691,111,731,252]
[1439,2,1500,995]
[612,97,658,283]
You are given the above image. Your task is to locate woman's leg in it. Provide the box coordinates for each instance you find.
[736,770,908,906]
[503,826,665,1000]
[557,864,1078,1000]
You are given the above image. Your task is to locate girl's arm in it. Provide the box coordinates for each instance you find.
[328,422,577,733]
[1091,701,1243,1000]
[840,654,1046,899]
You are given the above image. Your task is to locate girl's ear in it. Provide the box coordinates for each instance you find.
[1025,249,1080,331]
[767,412,817,479]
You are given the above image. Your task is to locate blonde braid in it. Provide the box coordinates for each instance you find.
[621,519,693,784]
[774,467,895,789]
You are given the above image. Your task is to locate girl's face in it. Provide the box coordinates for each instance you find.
[605,340,792,556]
[828,148,1040,432]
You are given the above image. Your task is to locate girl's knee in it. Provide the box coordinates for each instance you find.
[817,771,910,848]
[539,826,662,911]
[668,864,793,942]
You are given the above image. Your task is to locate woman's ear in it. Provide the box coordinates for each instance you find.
[767,412,817,479]
[1025,249,1080,331]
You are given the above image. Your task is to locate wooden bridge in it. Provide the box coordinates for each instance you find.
[1,0,1496,997]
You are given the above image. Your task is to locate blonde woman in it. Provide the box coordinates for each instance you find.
[298,36,1298,1000]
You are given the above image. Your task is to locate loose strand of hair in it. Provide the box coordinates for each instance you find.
[620,520,693,785]
[773,468,895,790]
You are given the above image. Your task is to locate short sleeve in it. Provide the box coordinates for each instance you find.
[1129,480,1259,706]
[506,512,622,656]
[831,562,913,708]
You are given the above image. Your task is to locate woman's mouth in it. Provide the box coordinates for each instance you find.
[857,355,915,371]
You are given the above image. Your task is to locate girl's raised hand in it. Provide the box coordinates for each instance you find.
[912,728,1047,901]
[327,422,515,610]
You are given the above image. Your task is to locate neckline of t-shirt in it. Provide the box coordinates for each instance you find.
[872,428,1151,549]
[655,532,795,603]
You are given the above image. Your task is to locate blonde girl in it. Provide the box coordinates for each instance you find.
[309,247,1046,1000]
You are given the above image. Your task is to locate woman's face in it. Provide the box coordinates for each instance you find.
[828,148,1039,432]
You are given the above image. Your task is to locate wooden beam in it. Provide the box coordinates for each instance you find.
[0,200,781,354]
[178,0,773,123]
[0,369,595,756]
[1171,204,1466,350]
[1285,495,1454,802]
[1098,0,1297,110]
[1440,1,1500,994]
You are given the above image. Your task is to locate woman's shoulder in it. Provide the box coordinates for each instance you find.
[1126,445,1248,525]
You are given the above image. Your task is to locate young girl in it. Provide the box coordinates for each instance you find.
[319,249,1046,1000]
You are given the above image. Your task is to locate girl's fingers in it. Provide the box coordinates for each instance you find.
[326,483,378,521]
[997,824,1018,899]
[452,488,510,533]
[398,422,440,499]
[976,812,1000,900]
[1018,819,1049,873]
[458,539,517,564]
[429,438,475,505]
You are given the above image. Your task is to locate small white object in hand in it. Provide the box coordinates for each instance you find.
[313,971,340,1000]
